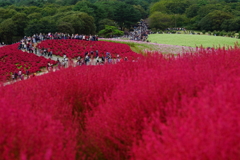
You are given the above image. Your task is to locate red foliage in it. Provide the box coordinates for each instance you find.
[37,39,142,60]
[1,45,240,159]
[0,43,56,81]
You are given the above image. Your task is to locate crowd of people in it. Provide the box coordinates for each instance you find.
[29,33,99,43]
[74,51,126,66]
[166,28,186,31]
[11,69,34,81]
[123,19,149,41]
[18,32,99,53]
[12,32,127,81]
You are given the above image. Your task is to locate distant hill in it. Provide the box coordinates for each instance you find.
[1,0,240,44]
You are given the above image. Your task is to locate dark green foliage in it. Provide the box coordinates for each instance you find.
[24,18,57,36]
[0,19,16,44]
[221,17,240,32]
[1,0,240,43]
[57,22,75,34]
[57,12,96,35]
[0,1,11,7]
[149,12,173,30]
[199,10,233,31]
[98,25,124,38]
[185,4,200,18]
[98,18,118,32]
[114,2,141,29]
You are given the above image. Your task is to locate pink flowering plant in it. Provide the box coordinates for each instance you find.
[37,39,142,60]
[0,43,56,81]
[0,42,240,159]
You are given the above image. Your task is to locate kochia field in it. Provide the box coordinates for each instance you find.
[0,42,240,159]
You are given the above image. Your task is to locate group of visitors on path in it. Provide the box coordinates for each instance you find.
[27,32,99,43]
[18,32,99,53]
[13,32,127,81]
[11,69,34,81]
[123,19,149,41]
[74,51,127,66]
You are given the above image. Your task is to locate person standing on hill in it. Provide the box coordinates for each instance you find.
[18,70,22,80]
[11,74,15,81]
[26,70,30,79]
[85,53,90,65]
[95,50,99,58]
[14,71,18,80]
[20,74,24,80]
[61,60,66,68]
[34,47,38,54]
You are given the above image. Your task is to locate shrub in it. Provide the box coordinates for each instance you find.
[0,43,56,82]
[1,43,240,160]
[37,39,141,60]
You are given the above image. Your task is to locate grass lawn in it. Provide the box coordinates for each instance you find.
[100,39,154,53]
[148,34,240,48]
[101,38,197,54]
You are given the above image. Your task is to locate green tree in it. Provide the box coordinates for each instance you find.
[0,1,11,7]
[0,8,17,20]
[24,19,40,36]
[224,0,238,2]
[199,10,233,31]
[114,2,141,30]
[221,17,240,31]
[98,25,123,38]
[197,0,209,6]
[24,18,57,36]
[98,18,118,31]
[150,0,191,15]
[185,4,200,18]
[173,14,189,28]
[22,6,42,15]
[12,12,28,37]
[73,1,107,23]
[27,12,42,20]
[150,1,169,14]
[165,0,191,14]
[133,5,148,18]
[57,12,96,34]
[57,22,75,34]
[0,18,16,44]
[197,4,222,18]
[73,1,96,17]
[57,5,73,12]
[94,1,118,21]
[149,11,173,30]
[63,0,79,5]
[41,7,57,17]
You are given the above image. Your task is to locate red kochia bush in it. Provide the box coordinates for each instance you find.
[81,47,240,159]
[1,46,240,159]
[0,64,130,159]
[131,77,240,160]
[0,43,56,81]
[37,39,142,60]
[0,101,76,160]
[0,78,78,159]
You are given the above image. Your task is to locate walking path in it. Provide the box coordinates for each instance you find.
[26,48,76,74]
[2,48,68,86]
[100,38,197,54]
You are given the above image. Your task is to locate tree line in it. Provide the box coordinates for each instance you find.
[0,0,157,44]
[0,0,240,44]
[149,0,240,32]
